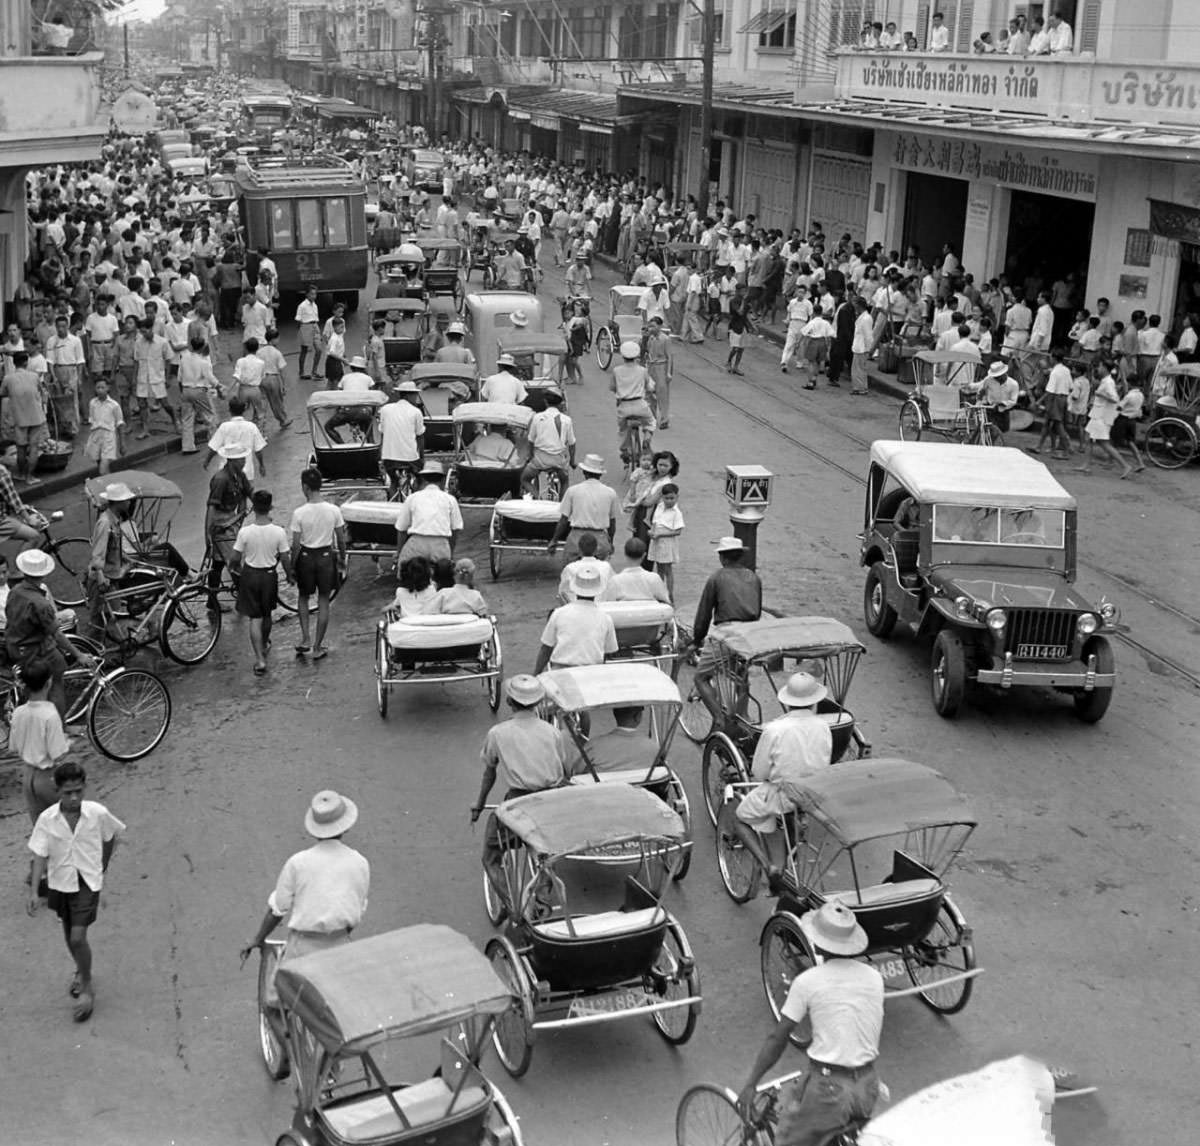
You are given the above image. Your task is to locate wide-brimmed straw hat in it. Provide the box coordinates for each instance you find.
[579,453,606,474]
[987,360,1009,378]
[715,536,744,553]
[510,310,529,327]
[304,790,359,838]
[101,482,136,502]
[506,674,545,706]
[777,671,828,708]
[16,550,55,579]
[572,566,603,597]
[799,901,868,956]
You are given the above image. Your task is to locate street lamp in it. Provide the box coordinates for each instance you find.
[724,464,773,571]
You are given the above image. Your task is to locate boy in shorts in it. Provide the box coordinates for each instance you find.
[231,489,294,675]
[84,379,125,476]
[113,314,138,422]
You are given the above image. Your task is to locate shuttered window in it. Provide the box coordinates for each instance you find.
[915,0,930,49]
[1079,0,1101,52]
[956,0,974,52]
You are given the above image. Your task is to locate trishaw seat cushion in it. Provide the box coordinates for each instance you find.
[322,1078,489,1142]
[341,500,408,526]
[816,709,855,730]
[598,600,676,628]
[614,315,643,338]
[826,877,942,909]
[533,905,663,941]
[386,614,493,650]
[493,498,562,523]
[568,765,671,787]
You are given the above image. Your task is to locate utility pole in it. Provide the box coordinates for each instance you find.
[697,0,714,216]
[123,21,130,77]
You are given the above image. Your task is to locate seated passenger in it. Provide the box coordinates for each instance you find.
[599,537,670,603]
[557,532,613,604]
[732,672,833,893]
[391,555,436,617]
[466,422,519,468]
[426,557,487,615]
[570,705,659,776]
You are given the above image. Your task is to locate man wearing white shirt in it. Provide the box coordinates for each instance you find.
[295,287,321,379]
[234,339,268,428]
[780,287,814,373]
[84,298,119,382]
[1030,292,1055,351]
[929,12,950,51]
[1028,17,1051,54]
[481,355,527,405]
[1047,12,1072,53]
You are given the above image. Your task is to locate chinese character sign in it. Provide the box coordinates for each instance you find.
[356,0,368,50]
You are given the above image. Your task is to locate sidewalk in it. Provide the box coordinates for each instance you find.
[27,423,183,502]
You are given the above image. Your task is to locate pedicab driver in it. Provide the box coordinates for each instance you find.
[611,340,656,464]
[394,459,463,565]
[546,454,621,559]
[240,790,370,999]
[534,565,618,672]
[691,536,763,720]
[739,900,883,1146]
[470,675,570,912]
[731,671,832,891]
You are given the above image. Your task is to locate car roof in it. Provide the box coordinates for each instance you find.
[870,441,1077,510]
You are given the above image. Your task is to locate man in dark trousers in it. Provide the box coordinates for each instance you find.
[828,293,854,387]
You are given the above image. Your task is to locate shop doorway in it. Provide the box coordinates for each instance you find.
[1003,189,1094,306]
[903,172,968,273]
[1174,245,1200,338]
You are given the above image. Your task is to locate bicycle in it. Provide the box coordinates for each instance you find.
[619,413,654,481]
[0,642,171,763]
[7,510,94,609]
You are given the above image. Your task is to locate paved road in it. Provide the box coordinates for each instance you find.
[0,253,1195,1146]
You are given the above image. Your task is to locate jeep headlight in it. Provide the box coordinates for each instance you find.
[1077,612,1099,636]
[954,595,972,619]
[986,607,1007,632]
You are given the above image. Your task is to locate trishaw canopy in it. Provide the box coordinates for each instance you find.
[496,331,570,357]
[712,616,866,661]
[410,363,477,386]
[274,924,512,1054]
[870,441,1077,510]
[914,349,989,367]
[368,297,427,316]
[307,390,388,410]
[84,470,183,507]
[609,285,644,310]
[379,245,424,265]
[416,238,463,254]
[1158,363,1200,378]
[496,784,685,856]
[539,663,681,711]
[792,758,977,846]
[452,401,533,428]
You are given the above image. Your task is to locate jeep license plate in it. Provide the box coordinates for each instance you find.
[1016,643,1068,659]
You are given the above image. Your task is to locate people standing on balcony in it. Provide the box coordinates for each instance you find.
[929,13,951,52]
[1048,12,1073,54]
[880,22,901,50]
[1028,17,1052,55]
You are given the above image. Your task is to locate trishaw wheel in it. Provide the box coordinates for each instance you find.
[489,544,502,581]
[483,266,497,290]
[903,900,976,1015]
[88,669,171,762]
[485,938,534,1077]
[651,919,700,1045]
[678,668,715,746]
[716,798,761,904]
[974,421,1004,447]
[161,587,222,665]
[484,633,503,712]
[671,782,693,882]
[375,628,389,719]
[930,629,967,718]
[257,943,291,1080]
[760,913,816,1046]
[897,398,923,441]
[863,563,898,639]
[595,327,613,370]
[676,1084,767,1146]
[483,867,507,926]
[701,732,748,827]
[45,537,91,608]
[1072,636,1114,724]
[1145,416,1196,469]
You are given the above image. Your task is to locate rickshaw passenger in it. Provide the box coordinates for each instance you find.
[426,557,487,615]
[691,536,763,721]
[732,672,832,892]
[391,556,436,617]
[466,422,520,468]
[470,675,569,911]
[557,532,613,604]
[434,322,475,365]
[600,537,671,604]
[376,265,407,299]
[570,705,659,775]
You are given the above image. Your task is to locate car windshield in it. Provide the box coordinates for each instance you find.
[933,506,1065,547]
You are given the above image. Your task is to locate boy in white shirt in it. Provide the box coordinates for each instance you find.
[798,310,835,390]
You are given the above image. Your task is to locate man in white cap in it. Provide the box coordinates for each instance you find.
[434,322,475,366]
[556,530,612,604]
[240,790,370,988]
[203,396,268,482]
[471,674,569,911]
[380,379,425,494]
[205,442,253,612]
[547,454,621,559]
[983,358,1020,432]
[738,899,883,1145]
[564,250,592,298]
[394,459,463,565]
[728,671,833,888]
[610,340,656,464]
[340,354,374,393]
[691,535,763,720]
[481,352,527,406]
[535,565,618,672]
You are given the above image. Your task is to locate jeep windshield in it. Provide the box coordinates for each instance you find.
[932,506,1065,548]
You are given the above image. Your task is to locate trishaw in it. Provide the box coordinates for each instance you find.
[306,391,389,499]
[409,362,477,458]
[742,758,981,1023]
[375,611,503,716]
[682,617,872,825]
[416,237,466,307]
[263,924,525,1146]
[600,599,680,671]
[487,496,560,580]
[496,330,569,411]
[467,225,499,286]
[1146,361,1200,468]
[595,284,647,369]
[537,663,694,881]
[446,402,532,508]
[376,246,426,300]
[664,241,704,272]
[897,350,1001,446]
[367,298,428,380]
[484,784,701,1077]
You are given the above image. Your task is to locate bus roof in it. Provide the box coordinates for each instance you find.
[235,157,360,193]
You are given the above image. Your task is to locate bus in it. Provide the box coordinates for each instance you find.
[235,157,368,309]
[240,94,293,147]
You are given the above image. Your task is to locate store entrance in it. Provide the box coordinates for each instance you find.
[903,172,968,272]
[1174,245,1200,338]
[1003,190,1094,305]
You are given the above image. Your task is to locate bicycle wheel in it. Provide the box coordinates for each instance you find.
[88,668,172,762]
[161,589,222,665]
[897,399,923,441]
[903,899,976,1015]
[678,665,715,745]
[701,731,749,826]
[716,799,761,903]
[1145,416,1197,469]
[972,420,1004,447]
[45,537,91,608]
[676,1083,766,1146]
[595,327,613,370]
[257,942,290,1080]
[651,919,700,1045]
[760,913,816,1046]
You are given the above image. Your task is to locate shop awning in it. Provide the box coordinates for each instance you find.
[1149,199,1200,245]
[507,88,641,129]
[738,9,789,36]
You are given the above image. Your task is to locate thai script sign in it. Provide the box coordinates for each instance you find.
[888,131,1098,201]
[852,56,1044,111]
[1093,66,1200,123]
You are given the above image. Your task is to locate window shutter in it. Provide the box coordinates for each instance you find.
[956,0,974,52]
[916,0,930,49]
[1079,0,1101,52]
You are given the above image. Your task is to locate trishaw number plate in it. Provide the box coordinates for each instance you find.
[873,957,910,984]
[1016,643,1068,659]
[568,990,651,1019]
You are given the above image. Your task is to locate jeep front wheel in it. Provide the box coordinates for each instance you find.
[1073,636,1114,724]
[863,563,898,638]
[931,630,967,717]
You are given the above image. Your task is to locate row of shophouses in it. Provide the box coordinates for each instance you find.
[224,0,1200,326]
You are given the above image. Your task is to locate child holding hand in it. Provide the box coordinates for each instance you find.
[647,482,684,602]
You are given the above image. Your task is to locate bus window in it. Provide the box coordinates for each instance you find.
[296,199,322,248]
[269,201,294,250]
[325,197,349,246]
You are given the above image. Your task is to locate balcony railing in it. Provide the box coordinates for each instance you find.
[835,49,1200,128]
[0,49,104,144]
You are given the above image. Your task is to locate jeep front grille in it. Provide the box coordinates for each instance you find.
[1004,609,1076,660]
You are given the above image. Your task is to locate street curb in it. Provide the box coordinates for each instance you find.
[31,433,183,502]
